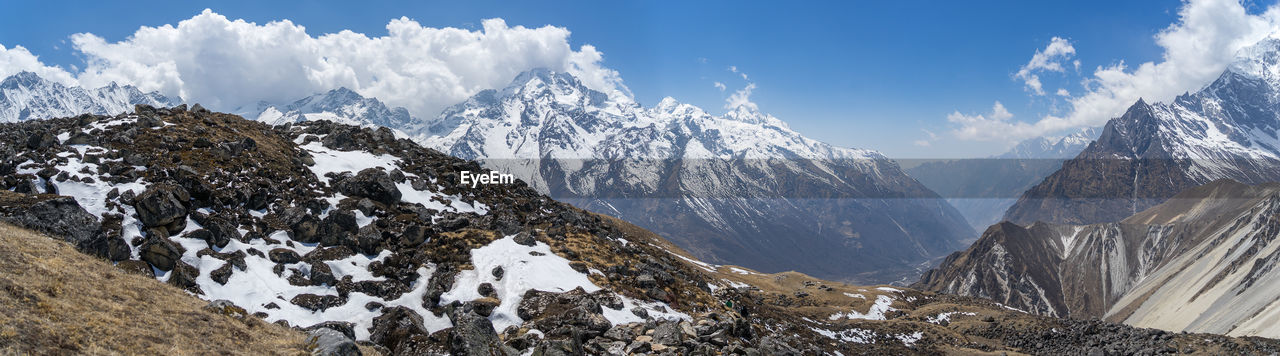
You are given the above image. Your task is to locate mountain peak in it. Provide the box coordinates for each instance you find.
[1227,35,1280,79]
[1,71,49,89]
[507,68,582,90]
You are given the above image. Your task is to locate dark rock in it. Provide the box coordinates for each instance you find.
[369,306,429,352]
[491,266,504,280]
[304,321,358,340]
[132,184,190,234]
[447,304,507,356]
[304,246,356,262]
[512,232,536,246]
[168,261,202,294]
[0,193,105,256]
[631,307,649,319]
[210,262,233,285]
[106,236,131,261]
[336,168,401,205]
[269,248,302,264]
[478,283,496,298]
[26,132,57,150]
[306,328,362,356]
[138,236,182,271]
[311,261,337,286]
[517,287,610,337]
[471,297,501,317]
[291,293,345,311]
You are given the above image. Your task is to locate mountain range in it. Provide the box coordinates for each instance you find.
[414,68,974,284]
[919,34,1280,339]
[7,106,1268,354]
[0,71,180,123]
[1005,35,1280,225]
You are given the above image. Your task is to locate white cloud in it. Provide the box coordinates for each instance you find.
[0,44,78,86]
[21,9,626,119]
[1015,36,1076,95]
[947,101,1023,141]
[1056,88,1071,96]
[728,65,748,80]
[953,0,1280,143]
[714,81,726,91]
[725,82,758,111]
[914,129,938,147]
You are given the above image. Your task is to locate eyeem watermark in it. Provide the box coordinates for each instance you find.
[460,170,515,188]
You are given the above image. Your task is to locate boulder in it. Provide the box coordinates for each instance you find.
[291,293,344,311]
[210,262,233,285]
[168,261,202,294]
[0,192,105,256]
[336,168,401,205]
[132,184,190,234]
[269,248,302,264]
[139,236,182,271]
[369,306,429,352]
[517,287,611,337]
[447,304,508,356]
[306,328,362,356]
[26,132,57,150]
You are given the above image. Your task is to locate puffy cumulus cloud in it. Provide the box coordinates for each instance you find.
[725,82,758,111]
[713,81,726,91]
[1015,36,1076,95]
[947,101,1030,141]
[953,0,1280,143]
[0,44,78,86]
[63,9,626,117]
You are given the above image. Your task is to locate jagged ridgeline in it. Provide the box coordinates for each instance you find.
[0,104,752,354]
[8,105,1280,355]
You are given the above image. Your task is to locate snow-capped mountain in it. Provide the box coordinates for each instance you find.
[0,71,180,123]
[996,127,1100,159]
[906,127,1101,230]
[918,179,1280,338]
[1006,35,1280,225]
[245,87,414,129]
[7,106,1244,355]
[419,68,974,284]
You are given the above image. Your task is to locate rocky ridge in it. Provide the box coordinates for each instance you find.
[3,106,1278,354]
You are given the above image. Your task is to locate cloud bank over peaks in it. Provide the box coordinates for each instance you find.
[0,44,79,86]
[4,9,629,119]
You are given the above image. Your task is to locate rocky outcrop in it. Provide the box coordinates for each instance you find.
[0,191,105,255]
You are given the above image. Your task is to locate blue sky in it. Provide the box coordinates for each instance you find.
[2,0,1273,157]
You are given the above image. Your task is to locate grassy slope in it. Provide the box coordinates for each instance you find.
[0,222,307,355]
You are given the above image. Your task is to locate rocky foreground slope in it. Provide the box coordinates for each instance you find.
[919,179,1280,338]
[2,106,1278,354]
[0,220,315,355]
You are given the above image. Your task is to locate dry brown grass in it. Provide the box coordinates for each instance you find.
[0,222,308,355]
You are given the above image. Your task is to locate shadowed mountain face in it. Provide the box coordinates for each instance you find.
[905,128,1098,230]
[918,179,1280,338]
[1005,36,1280,225]
[418,69,974,284]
